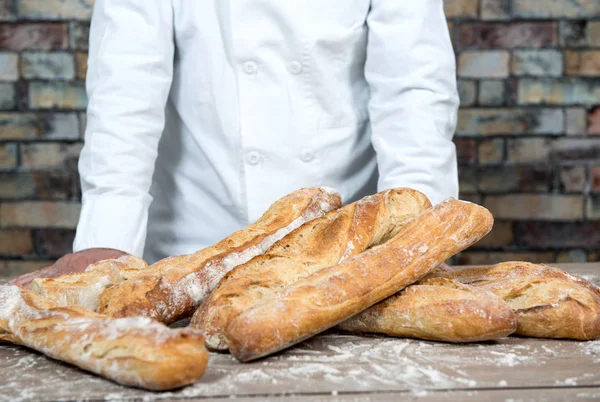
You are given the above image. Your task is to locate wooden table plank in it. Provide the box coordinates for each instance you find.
[172,387,600,402]
[0,263,599,401]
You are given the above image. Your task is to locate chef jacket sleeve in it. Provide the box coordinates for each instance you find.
[365,0,460,205]
[73,0,174,256]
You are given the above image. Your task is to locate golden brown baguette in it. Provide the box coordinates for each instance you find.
[0,285,208,390]
[225,198,494,361]
[338,277,517,342]
[97,187,341,324]
[30,255,148,311]
[192,188,432,351]
[428,262,600,340]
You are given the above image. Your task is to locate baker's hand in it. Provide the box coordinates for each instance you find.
[8,248,128,287]
[437,262,454,272]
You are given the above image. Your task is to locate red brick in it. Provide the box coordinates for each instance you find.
[460,194,482,204]
[75,52,87,80]
[0,230,34,256]
[478,138,504,164]
[556,249,587,263]
[0,112,79,140]
[455,251,556,266]
[566,107,587,135]
[565,50,600,76]
[34,229,75,258]
[0,23,68,50]
[484,194,584,220]
[481,0,510,20]
[20,143,82,170]
[588,195,600,219]
[0,143,17,170]
[458,51,509,78]
[454,138,477,164]
[559,21,589,47]
[28,81,87,110]
[457,108,563,136]
[458,166,477,193]
[0,201,81,228]
[515,222,600,248]
[444,0,479,18]
[507,138,552,163]
[458,22,556,48]
[69,22,89,50]
[478,166,552,193]
[551,138,600,162]
[591,167,600,192]
[474,221,514,248]
[514,0,600,18]
[1,260,54,279]
[18,0,94,20]
[518,78,600,105]
[0,172,74,199]
[0,0,14,21]
[560,166,586,193]
[590,22,600,47]
[589,106,600,135]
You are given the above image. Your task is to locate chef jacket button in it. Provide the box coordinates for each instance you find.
[245,151,262,166]
[243,61,258,75]
[300,149,315,163]
[288,61,303,75]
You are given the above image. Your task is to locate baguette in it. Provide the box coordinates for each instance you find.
[97,187,341,324]
[30,255,148,310]
[0,285,208,390]
[225,198,494,361]
[429,262,600,340]
[192,188,432,351]
[338,277,517,342]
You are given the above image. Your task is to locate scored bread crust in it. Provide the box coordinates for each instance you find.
[428,262,600,340]
[225,198,494,362]
[30,255,148,311]
[338,277,517,342]
[0,285,209,390]
[191,188,432,351]
[97,187,341,324]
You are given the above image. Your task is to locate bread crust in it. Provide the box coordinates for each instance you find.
[429,262,600,340]
[338,277,517,342]
[0,285,208,390]
[30,255,148,311]
[97,187,341,324]
[192,188,432,350]
[225,198,494,361]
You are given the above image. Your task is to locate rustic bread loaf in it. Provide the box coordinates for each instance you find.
[30,255,148,310]
[191,188,432,351]
[97,187,341,324]
[338,277,517,342]
[225,198,494,361]
[0,285,208,390]
[428,262,600,340]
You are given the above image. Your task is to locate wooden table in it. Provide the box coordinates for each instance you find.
[1,263,599,402]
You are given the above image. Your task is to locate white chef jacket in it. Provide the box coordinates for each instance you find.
[74,0,459,263]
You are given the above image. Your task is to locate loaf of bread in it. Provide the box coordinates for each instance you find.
[192,188,432,351]
[98,187,341,324]
[30,255,148,310]
[428,262,600,340]
[225,198,494,361]
[0,285,208,390]
[338,277,517,342]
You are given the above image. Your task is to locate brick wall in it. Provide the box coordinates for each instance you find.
[448,0,600,265]
[0,0,598,277]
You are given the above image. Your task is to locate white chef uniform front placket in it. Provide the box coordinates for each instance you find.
[232,4,320,223]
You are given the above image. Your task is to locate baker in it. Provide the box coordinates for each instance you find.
[10,0,458,286]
